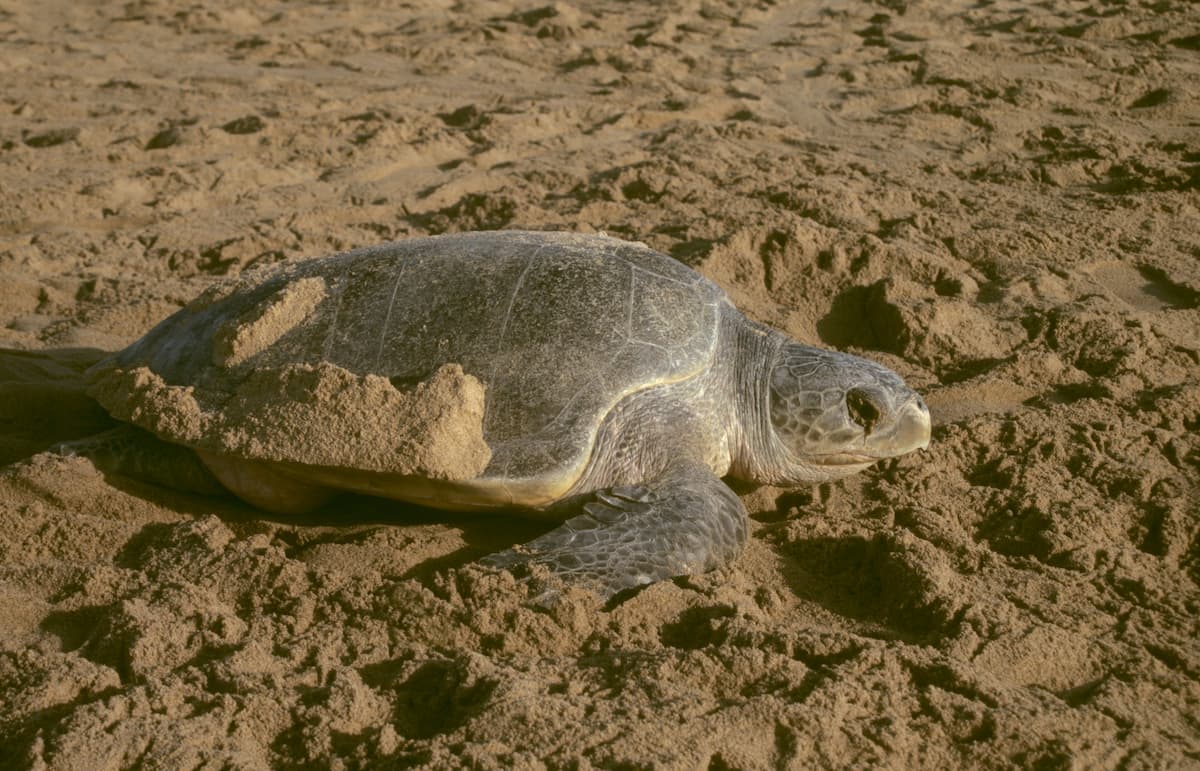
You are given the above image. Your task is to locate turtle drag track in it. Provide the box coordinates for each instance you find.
[1,0,1198,768]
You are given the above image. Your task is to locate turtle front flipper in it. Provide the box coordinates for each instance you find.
[483,461,749,599]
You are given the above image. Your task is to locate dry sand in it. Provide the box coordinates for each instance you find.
[1,0,1198,768]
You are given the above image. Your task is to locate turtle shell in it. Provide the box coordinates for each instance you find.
[90,231,727,505]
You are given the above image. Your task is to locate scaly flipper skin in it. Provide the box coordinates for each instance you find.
[53,424,225,496]
[482,460,748,599]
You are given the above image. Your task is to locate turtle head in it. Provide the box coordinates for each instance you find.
[763,343,930,483]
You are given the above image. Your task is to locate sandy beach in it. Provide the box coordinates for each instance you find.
[1,0,1198,767]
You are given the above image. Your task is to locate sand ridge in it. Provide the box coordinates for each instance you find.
[1,0,1198,768]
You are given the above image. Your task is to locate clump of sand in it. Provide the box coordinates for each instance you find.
[89,360,490,480]
[211,275,328,367]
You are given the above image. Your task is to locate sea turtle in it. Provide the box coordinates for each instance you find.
[72,230,931,598]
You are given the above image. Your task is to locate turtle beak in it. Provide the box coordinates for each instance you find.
[892,397,931,454]
[862,395,930,459]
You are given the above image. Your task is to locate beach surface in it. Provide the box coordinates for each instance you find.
[1,0,1198,767]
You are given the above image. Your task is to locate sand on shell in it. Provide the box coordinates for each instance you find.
[89,360,491,481]
[2,0,1199,769]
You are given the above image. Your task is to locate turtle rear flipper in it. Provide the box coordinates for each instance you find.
[483,460,749,599]
[54,424,226,497]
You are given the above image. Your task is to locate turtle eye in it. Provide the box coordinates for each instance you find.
[846,389,880,435]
